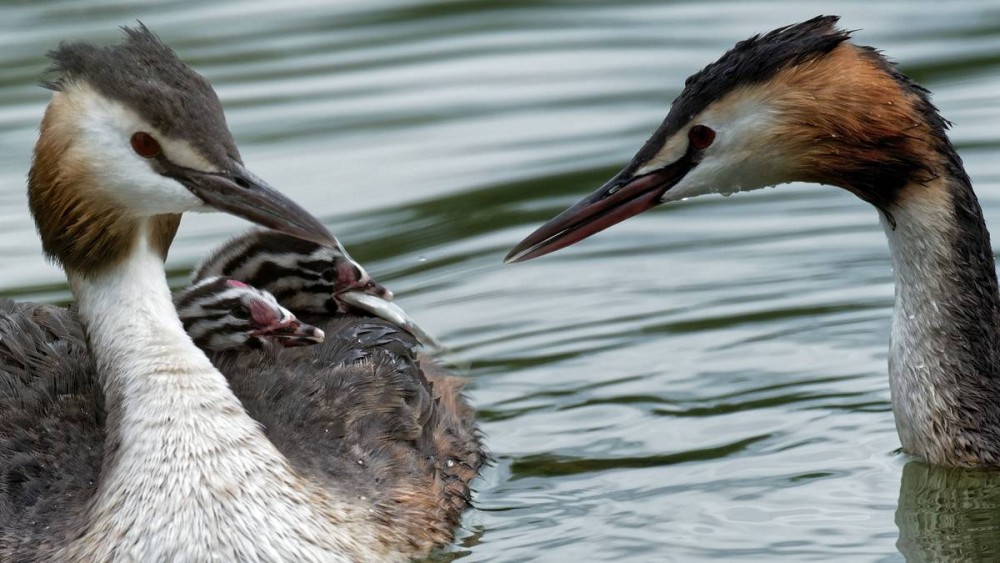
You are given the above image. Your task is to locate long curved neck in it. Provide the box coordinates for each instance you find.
[882,169,1000,466]
[72,234,228,413]
[62,231,379,561]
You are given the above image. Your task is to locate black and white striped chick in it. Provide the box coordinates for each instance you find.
[175,276,324,351]
[193,227,392,316]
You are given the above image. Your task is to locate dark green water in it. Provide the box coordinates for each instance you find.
[3,1,1000,561]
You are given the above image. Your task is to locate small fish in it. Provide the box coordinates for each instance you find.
[337,290,445,351]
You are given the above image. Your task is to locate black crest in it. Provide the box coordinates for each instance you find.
[627,15,851,173]
[44,23,239,165]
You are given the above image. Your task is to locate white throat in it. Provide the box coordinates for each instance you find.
[61,230,385,562]
[880,180,1000,465]
[882,189,955,459]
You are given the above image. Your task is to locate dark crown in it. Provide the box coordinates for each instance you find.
[45,23,239,164]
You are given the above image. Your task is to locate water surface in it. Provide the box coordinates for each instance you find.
[3,1,1000,561]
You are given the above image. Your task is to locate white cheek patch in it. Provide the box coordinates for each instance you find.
[64,82,211,216]
[639,95,793,204]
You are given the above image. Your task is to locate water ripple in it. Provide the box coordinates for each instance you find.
[2,2,1000,561]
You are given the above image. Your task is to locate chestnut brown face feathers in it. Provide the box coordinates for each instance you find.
[28,94,175,276]
[507,16,956,262]
[623,15,853,178]
[758,43,940,211]
[673,15,954,209]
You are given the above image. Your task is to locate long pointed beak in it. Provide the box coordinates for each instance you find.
[166,159,336,246]
[504,152,696,263]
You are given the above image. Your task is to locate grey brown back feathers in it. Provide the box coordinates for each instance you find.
[0,300,103,551]
[214,316,483,552]
[0,297,483,556]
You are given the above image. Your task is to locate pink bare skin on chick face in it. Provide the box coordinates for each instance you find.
[243,286,323,347]
[176,277,325,351]
[330,255,392,312]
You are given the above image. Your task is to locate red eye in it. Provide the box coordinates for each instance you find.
[688,125,716,150]
[130,132,161,158]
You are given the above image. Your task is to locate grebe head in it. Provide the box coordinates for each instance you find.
[506,15,952,262]
[28,24,334,276]
[177,277,325,350]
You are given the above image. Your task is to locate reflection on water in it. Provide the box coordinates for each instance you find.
[897,461,1000,562]
[2,1,1000,561]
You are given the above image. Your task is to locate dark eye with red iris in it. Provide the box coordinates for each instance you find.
[688,125,716,150]
[130,132,162,158]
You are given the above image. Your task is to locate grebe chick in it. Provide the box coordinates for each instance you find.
[508,16,1000,467]
[175,276,324,350]
[194,228,446,349]
[193,227,392,316]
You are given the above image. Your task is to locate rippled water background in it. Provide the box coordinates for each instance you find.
[3,1,1000,561]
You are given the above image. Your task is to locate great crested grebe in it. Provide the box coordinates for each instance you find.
[507,16,1000,467]
[175,276,324,350]
[0,26,481,560]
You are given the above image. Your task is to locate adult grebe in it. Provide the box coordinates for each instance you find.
[507,16,1000,467]
[0,26,481,560]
